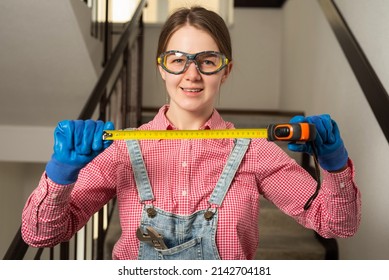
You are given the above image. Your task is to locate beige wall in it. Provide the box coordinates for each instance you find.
[281,0,389,259]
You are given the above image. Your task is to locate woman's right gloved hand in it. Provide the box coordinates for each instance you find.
[287,114,348,172]
[45,120,115,185]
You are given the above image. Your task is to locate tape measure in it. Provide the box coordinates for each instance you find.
[103,123,316,142]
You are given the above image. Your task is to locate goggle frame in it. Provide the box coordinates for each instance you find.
[157,50,229,75]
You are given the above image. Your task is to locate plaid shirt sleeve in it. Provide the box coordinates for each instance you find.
[21,145,118,248]
[259,154,361,239]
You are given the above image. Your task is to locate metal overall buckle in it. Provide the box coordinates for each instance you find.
[204,204,217,221]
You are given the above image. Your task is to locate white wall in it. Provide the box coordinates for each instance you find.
[0,0,98,127]
[0,0,102,162]
[0,162,45,258]
[69,0,104,74]
[335,0,389,93]
[0,126,53,163]
[281,0,389,259]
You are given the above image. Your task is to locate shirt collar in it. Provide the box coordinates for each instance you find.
[150,105,231,131]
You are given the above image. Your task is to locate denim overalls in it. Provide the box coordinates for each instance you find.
[125,138,250,260]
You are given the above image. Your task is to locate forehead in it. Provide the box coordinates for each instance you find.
[166,25,220,53]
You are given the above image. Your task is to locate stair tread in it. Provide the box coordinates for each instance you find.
[255,197,325,259]
[255,249,325,260]
[259,233,324,250]
[259,200,312,233]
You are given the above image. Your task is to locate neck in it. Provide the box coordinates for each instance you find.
[165,105,213,130]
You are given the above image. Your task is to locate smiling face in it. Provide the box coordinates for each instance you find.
[158,25,232,126]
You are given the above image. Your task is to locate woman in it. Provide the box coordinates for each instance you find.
[21,6,361,260]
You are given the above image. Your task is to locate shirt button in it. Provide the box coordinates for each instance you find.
[182,161,187,167]
[182,190,187,196]
[340,182,345,189]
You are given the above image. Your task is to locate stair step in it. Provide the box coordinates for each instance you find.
[259,200,311,235]
[255,235,325,259]
[259,208,313,236]
[255,197,325,259]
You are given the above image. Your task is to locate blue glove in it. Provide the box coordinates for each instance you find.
[288,114,348,172]
[45,120,115,185]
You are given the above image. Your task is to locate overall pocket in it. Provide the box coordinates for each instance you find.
[156,237,203,260]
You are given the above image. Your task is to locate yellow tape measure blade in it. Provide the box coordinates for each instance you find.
[102,129,268,140]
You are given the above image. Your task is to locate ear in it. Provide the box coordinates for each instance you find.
[158,65,166,81]
[221,62,233,84]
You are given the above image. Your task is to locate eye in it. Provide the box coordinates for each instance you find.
[202,59,216,66]
[171,58,185,64]
[198,55,219,67]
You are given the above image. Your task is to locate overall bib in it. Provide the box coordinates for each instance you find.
[126,138,250,260]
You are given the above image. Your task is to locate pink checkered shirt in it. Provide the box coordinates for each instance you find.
[22,105,361,259]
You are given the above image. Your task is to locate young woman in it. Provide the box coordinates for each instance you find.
[21,6,361,260]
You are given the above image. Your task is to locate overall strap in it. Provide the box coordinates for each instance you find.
[125,139,154,202]
[208,138,251,207]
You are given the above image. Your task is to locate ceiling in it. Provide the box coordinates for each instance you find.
[234,0,287,8]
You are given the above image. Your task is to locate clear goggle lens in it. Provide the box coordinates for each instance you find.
[158,51,229,75]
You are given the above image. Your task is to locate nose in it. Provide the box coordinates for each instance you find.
[183,60,201,80]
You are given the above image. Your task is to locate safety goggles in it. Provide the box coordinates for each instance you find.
[157,50,229,75]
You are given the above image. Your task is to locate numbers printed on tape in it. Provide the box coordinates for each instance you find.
[102,129,269,140]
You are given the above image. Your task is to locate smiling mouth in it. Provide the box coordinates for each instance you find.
[181,87,203,93]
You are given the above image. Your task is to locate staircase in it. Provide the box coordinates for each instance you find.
[255,197,325,259]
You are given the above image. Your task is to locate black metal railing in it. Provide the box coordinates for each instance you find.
[3,0,147,260]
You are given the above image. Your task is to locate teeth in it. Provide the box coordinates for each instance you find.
[183,88,201,92]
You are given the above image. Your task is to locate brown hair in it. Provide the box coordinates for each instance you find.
[156,6,232,63]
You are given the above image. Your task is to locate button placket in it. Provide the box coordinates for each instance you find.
[178,140,191,203]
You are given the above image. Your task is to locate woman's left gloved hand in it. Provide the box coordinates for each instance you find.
[287,114,348,172]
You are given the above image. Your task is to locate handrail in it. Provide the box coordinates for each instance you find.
[3,0,147,260]
[318,0,389,143]
[3,226,28,260]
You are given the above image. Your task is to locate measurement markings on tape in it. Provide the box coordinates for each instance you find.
[102,129,269,140]
[102,123,316,142]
